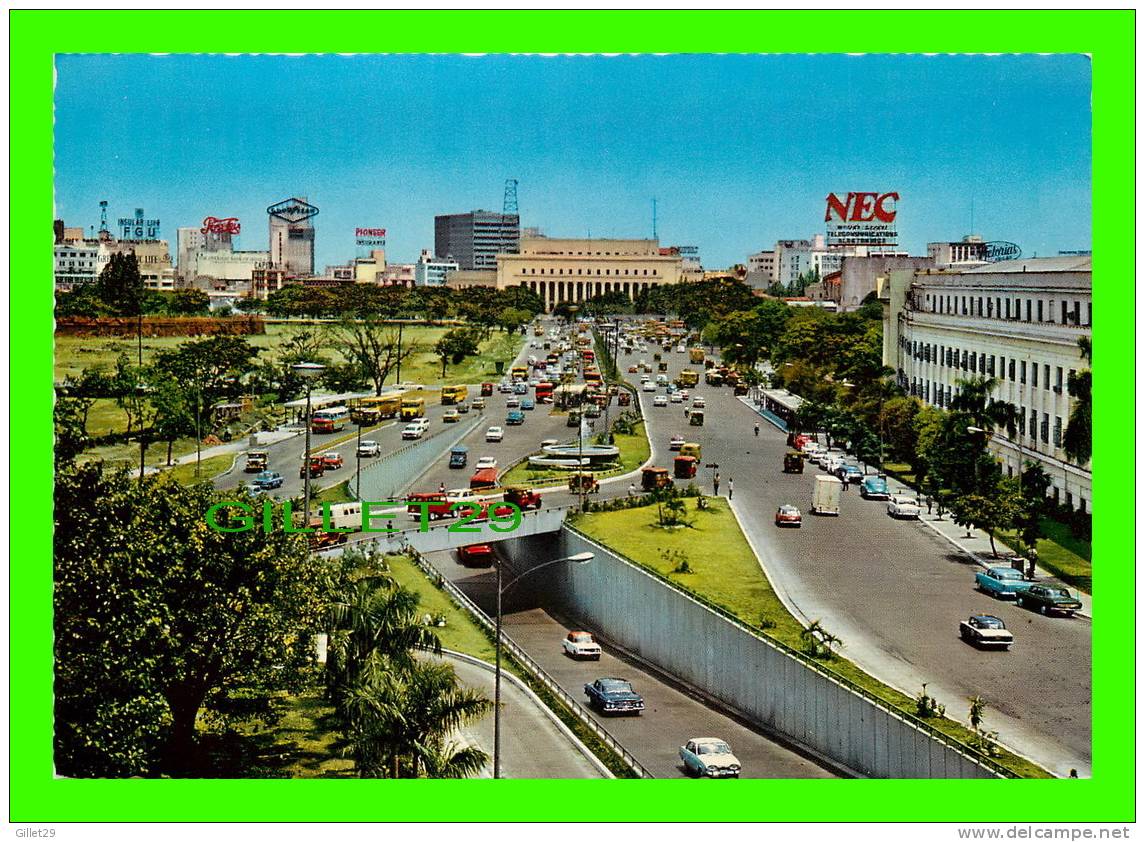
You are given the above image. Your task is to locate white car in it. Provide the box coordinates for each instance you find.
[640,373,651,383]
[475,456,498,470]
[670,392,683,403]
[401,424,426,440]
[562,630,602,660]
[357,440,381,457]
[692,397,706,408]
[680,390,690,401]
[653,395,669,407]
[486,426,504,442]
[825,455,845,474]
[642,381,657,392]
[887,494,922,519]
[506,397,521,409]
[669,435,686,450]
[680,737,742,779]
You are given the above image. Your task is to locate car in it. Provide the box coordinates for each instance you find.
[1018,584,1083,616]
[887,494,922,519]
[357,440,381,458]
[322,452,343,470]
[669,434,686,450]
[475,456,498,470]
[506,397,521,409]
[503,485,543,510]
[775,504,802,527]
[642,381,657,392]
[860,475,890,499]
[244,451,269,473]
[486,426,504,442]
[679,737,742,779]
[640,373,651,383]
[959,615,1014,649]
[825,455,845,474]
[456,402,470,414]
[521,398,535,411]
[241,482,265,496]
[628,365,639,373]
[670,392,683,403]
[584,403,602,418]
[499,382,514,394]
[583,677,644,715]
[653,395,668,407]
[975,566,1033,599]
[457,544,495,568]
[562,630,602,660]
[442,409,461,423]
[839,465,864,484]
[471,398,486,410]
[692,397,706,409]
[679,390,689,400]
[506,410,526,426]
[513,382,528,395]
[401,423,426,440]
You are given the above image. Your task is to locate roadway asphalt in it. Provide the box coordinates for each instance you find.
[435,652,608,779]
[615,344,1091,777]
[426,547,839,780]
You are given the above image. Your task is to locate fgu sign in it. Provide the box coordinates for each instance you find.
[825,192,899,248]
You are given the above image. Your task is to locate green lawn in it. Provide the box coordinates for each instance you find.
[997,517,1092,593]
[572,500,1051,779]
[500,421,650,488]
[164,454,236,485]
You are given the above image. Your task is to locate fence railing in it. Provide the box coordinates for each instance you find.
[563,523,1017,779]
[408,549,653,779]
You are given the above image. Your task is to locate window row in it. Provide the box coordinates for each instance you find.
[924,292,1091,326]
[522,267,658,277]
[904,339,1073,394]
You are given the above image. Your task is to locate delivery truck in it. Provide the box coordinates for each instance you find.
[811,474,843,516]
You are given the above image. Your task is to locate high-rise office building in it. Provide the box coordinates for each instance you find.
[434,210,520,270]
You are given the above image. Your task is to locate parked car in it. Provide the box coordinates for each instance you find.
[669,434,686,451]
[1018,584,1083,616]
[839,464,864,484]
[357,440,381,458]
[457,544,495,568]
[562,630,602,660]
[506,410,526,426]
[679,737,742,779]
[959,615,1014,649]
[475,456,498,470]
[253,470,283,490]
[584,677,644,715]
[442,409,461,423]
[860,475,890,499]
[653,395,669,407]
[322,452,343,470]
[775,504,802,527]
[886,494,922,519]
[975,566,1032,599]
[486,426,504,442]
[521,398,535,411]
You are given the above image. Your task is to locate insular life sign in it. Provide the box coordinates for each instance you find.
[824,191,899,248]
[119,207,161,240]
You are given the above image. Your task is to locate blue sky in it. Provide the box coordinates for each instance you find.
[54,53,1091,269]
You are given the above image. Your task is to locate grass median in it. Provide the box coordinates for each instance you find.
[571,498,1052,779]
[500,420,650,489]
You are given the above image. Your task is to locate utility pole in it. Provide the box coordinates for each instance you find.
[652,198,658,240]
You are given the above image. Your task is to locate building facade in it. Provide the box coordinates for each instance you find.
[927,235,989,270]
[492,237,685,311]
[268,200,316,276]
[54,237,174,291]
[415,250,460,286]
[435,210,520,270]
[881,256,1092,511]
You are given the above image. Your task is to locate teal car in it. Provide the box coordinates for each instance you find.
[975,566,1032,599]
[679,737,741,778]
[506,410,526,426]
[860,475,889,499]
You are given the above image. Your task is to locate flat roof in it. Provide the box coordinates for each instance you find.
[962,255,1091,274]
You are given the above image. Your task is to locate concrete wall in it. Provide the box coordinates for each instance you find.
[496,527,1004,779]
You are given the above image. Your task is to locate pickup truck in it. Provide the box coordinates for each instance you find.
[407,493,456,521]
[503,485,543,510]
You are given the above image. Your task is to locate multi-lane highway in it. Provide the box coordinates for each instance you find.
[615,341,1091,777]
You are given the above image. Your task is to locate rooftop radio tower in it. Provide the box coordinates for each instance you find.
[503,178,519,216]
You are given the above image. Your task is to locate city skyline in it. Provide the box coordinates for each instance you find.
[53,53,1092,270]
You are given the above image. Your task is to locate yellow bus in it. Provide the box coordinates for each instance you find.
[350,394,402,425]
[400,397,426,420]
[441,385,469,405]
[511,365,528,381]
[676,369,699,388]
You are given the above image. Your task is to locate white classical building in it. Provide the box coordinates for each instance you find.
[882,255,1092,511]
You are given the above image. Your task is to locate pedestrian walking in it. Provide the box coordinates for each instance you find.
[728,478,734,499]
[1026,548,1038,580]
[754,422,760,437]
[925,495,933,514]
[713,472,720,496]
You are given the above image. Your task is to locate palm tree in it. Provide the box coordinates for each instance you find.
[950,376,1018,440]
[1063,337,1092,466]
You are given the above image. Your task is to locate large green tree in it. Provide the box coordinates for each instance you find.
[54,464,327,776]
[95,252,144,315]
[330,316,419,395]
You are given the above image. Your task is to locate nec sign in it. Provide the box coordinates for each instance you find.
[825,192,899,223]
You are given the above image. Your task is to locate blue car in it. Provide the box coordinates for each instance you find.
[521,398,535,411]
[254,470,284,490]
[838,465,863,484]
[860,475,889,499]
[975,566,1033,599]
[506,410,526,425]
[513,382,528,395]
[584,677,644,715]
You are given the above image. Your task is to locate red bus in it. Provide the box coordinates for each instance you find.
[535,381,554,403]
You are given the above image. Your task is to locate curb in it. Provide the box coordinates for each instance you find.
[435,648,614,779]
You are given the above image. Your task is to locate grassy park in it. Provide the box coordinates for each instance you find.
[572,498,1051,779]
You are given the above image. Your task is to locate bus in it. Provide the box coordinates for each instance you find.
[583,370,602,387]
[511,365,528,382]
[349,394,402,425]
[441,385,469,405]
[535,381,554,403]
[581,349,595,364]
[400,397,426,420]
[311,406,350,433]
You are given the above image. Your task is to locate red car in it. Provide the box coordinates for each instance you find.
[299,456,325,478]
[775,505,803,527]
[457,544,495,568]
[322,452,343,470]
[407,492,456,521]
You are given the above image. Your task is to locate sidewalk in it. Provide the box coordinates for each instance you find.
[738,395,1092,619]
[143,426,302,476]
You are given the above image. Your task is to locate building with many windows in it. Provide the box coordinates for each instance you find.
[415,249,460,286]
[491,237,685,311]
[881,255,1092,510]
[435,210,520,271]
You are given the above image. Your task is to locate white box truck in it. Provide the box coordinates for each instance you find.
[811,474,843,516]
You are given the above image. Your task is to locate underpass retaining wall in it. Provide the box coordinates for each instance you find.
[495,527,1006,779]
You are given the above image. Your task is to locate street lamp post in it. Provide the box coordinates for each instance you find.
[292,362,326,526]
[355,419,363,500]
[494,551,594,779]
